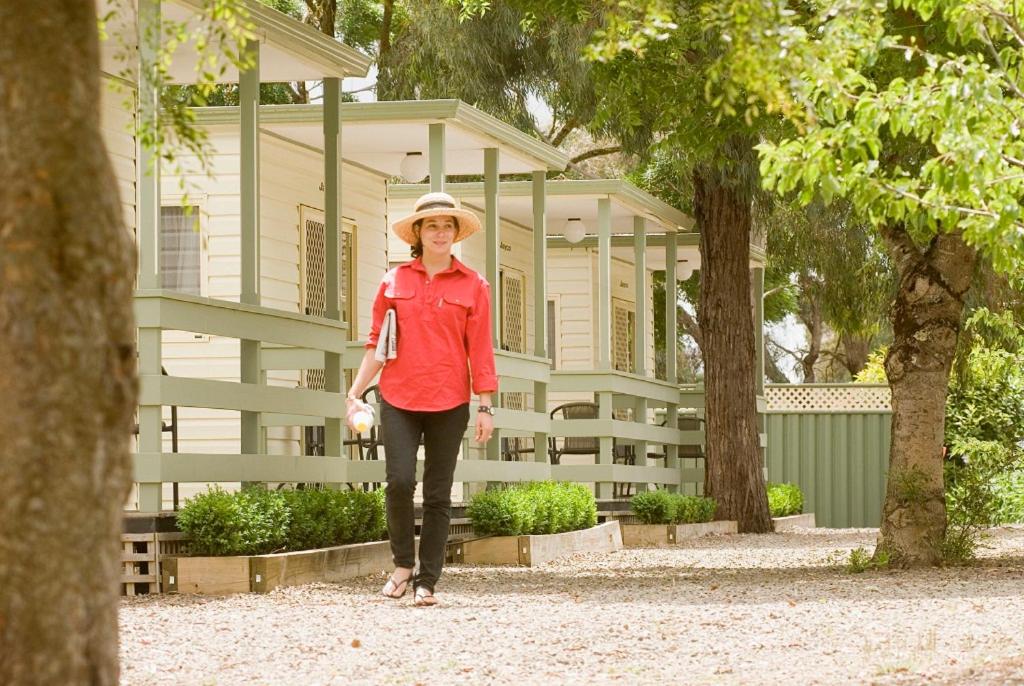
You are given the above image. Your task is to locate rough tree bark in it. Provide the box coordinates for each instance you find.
[840,332,873,379]
[0,3,137,684]
[797,273,823,382]
[694,153,772,533]
[876,225,975,567]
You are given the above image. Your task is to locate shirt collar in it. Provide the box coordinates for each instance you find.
[406,256,472,277]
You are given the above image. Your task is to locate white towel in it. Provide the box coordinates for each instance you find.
[374,308,397,363]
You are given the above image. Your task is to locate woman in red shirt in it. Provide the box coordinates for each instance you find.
[346,192,497,607]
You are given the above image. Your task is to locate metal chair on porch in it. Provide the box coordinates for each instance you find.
[547,401,633,498]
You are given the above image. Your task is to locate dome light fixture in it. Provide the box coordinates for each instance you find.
[677,260,694,280]
[563,217,586,244]
[399,152,429,183]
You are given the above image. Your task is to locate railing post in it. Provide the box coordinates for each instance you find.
[136,0,162,512]
[137,328,163,512]
[532,171,549,463]
[633,217,648,493]
[665,229,680,492]
[484,148,501,466]
[239,40,262,467]
[597,198,613,499]
[324,77,344,463]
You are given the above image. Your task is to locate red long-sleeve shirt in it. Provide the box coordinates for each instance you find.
[365,257,498,412]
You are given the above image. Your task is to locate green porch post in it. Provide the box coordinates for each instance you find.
[753,264,767,482]
[136,0,162,512]
[239,42,262,462]
[532,171,548,463]
[324,78,343,461]
[753,266,765,395]
[597,197,613,499]
[633,216,648,481]
[484,147,501,463]
[429,123,445,193]
[665,229,680,492]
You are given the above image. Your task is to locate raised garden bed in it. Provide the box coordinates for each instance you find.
[620,520,738,547]
[773,513,817,531]
[450,520,622,566]
[162,539,398,595]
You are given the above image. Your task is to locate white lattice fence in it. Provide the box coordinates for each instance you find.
[765,384,891,411]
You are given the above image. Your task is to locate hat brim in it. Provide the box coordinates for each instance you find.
[392,207,482,245]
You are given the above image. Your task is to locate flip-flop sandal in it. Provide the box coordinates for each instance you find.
[413,586,439,607]
[381,573,411,599]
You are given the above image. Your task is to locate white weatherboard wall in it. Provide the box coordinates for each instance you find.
[100,75,137,242]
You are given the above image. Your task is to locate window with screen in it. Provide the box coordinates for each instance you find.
[159,206,201,295]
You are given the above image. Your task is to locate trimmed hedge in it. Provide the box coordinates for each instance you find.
[177,486,386,556]
[630,491,717,525]
[467,482,598,537]
[767,482,804,517]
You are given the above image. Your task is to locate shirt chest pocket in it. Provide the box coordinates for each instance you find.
[386,288,417,318]
[437,293,471,326]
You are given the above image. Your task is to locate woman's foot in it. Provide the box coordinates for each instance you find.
[413,586,438,607]
[381,567,413,599]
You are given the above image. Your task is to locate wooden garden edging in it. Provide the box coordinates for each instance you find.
[620,520,738,547]
[161,539,395,595]
[772,513,817,531]
[450,520,623,566]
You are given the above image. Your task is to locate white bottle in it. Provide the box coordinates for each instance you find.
[349,401,375,433]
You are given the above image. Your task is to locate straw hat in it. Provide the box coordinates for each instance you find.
[392,192,482,245]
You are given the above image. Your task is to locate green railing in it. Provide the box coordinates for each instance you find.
[133,294,715,507]
[133,290,352,509]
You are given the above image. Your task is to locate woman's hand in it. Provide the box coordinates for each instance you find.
[474,410,494,444]
[345,396,359,432]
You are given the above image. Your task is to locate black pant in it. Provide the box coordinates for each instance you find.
[380,398,468,592]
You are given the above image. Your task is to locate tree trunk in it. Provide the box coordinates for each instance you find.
[695,161,772,533]
[0,3,137,683]
[764,340,791,383]
[877,226,975,567]
[840,332,872,379]
[376,0,397,100]
[798,273,822,382]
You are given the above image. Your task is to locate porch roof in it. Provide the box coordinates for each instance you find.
[99,0,371,83]
[389,178,713,269]
[191,101,569,174]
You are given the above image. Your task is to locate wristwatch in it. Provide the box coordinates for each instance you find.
[477,405,494,416]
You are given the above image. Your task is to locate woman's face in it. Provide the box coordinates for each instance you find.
[418,215,458,258]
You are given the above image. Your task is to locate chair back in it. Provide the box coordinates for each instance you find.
[550,402,600,454]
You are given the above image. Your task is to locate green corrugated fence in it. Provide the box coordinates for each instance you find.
[765,411,891,528]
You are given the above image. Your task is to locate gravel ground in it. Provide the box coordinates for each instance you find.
[120,526,1024,685]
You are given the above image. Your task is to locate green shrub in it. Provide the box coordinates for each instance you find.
[177,486,387,556]
[467,482,596,536]
[631,490,676,524]
[177,485,290,556]
[630,492,717,524]
[846,547,890,573]
[672,495,717,524]
[767,482,804,517]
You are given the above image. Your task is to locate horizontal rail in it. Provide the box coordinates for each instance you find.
[495,350,551,383]
[550,418,698,446]
[134,453,692,486]
[551,370,681,405]
[135,290,347,351]
[139,375,345,419]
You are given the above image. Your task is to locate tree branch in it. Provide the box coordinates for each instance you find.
[570,146,623,164]
[550,117,578,147]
